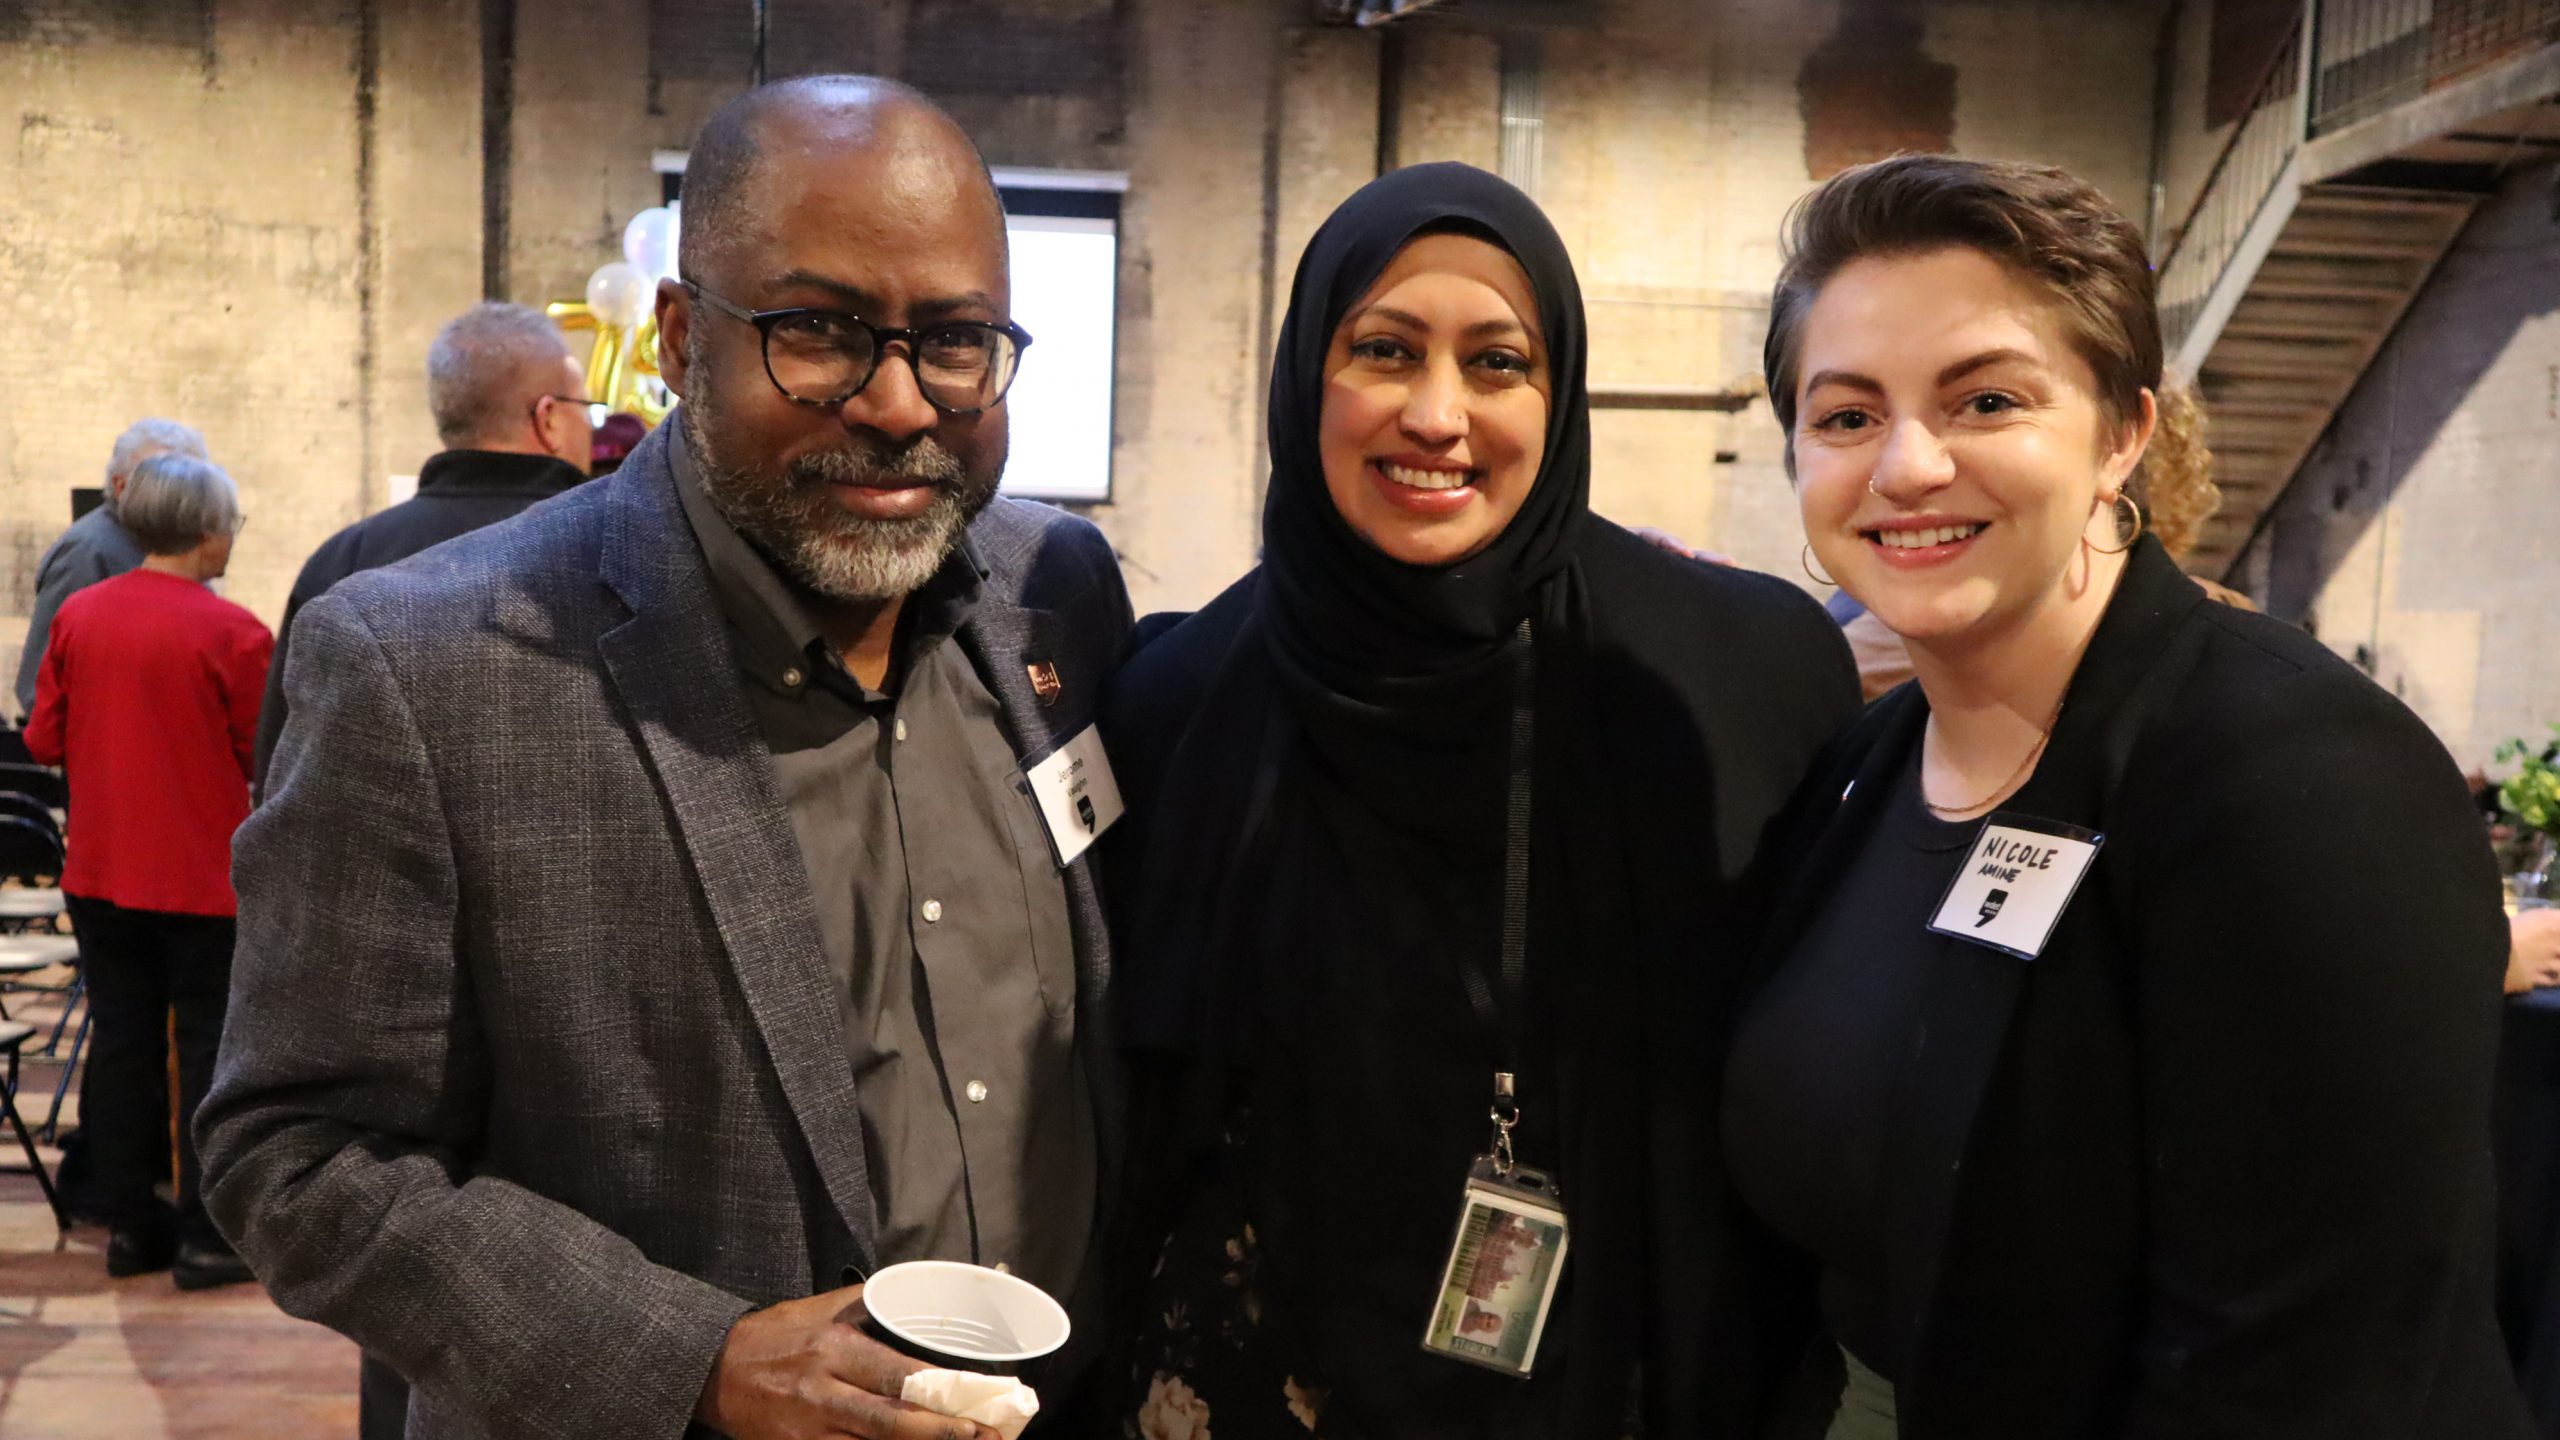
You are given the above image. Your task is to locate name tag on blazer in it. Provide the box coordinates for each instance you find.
[1022,722,1125,868]
[1928,813,2104,961]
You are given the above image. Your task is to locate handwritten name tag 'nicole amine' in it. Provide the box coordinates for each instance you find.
[1927,814,2105,961]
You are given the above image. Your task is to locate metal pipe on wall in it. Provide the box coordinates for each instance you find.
[1355,0,1454,28]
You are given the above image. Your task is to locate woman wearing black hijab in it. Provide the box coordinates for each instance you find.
[1102,164,1859,1439]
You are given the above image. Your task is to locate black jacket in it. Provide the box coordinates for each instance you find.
[1732,536,2531,1438]
[253,449,586,788]
[1102,518,1862,1437]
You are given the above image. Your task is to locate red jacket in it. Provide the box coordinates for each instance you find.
[27,568,272,916]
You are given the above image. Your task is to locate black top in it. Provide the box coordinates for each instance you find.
[1710,536,2534,1440]
[1106,523,1858,1438]
[254,448,586,787]
[1722,742,1972,1380]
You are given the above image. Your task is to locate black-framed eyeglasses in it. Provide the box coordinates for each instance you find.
[537,395,611,430]
[683,280,1032,416]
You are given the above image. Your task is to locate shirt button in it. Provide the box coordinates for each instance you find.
[894,717,908,742]
[965,1080,989,1104]
[781,666,804,688]
[920,898,943,923]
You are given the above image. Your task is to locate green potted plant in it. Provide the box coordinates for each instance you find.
[2497,724,2560,904]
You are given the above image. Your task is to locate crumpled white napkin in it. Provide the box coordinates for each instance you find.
[900,1368,1041,1439]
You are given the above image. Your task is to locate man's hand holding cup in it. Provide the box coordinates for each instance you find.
[694,1284,999,1440]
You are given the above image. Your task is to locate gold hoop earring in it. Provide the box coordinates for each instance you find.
[2086,492,2144,555]
[1801,543,1838,587]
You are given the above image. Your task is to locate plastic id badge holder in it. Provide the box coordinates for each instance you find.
[1420,1155,1570,1378]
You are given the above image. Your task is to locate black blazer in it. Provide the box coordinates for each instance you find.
[1102,518,1862,1437]
[1734,537,2532,1438]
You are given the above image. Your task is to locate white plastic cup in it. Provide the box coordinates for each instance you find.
[860,1261,1071,1373]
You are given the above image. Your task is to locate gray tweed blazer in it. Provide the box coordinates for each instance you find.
[198,420,1132,1440]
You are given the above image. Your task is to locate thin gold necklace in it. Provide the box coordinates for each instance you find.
[1922,701,2064,818]
[1923,543,2128,818]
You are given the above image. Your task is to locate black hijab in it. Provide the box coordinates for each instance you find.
[1117,164,1650,1435]
[1122,161,1628,1081]
[1260,162,1592,688]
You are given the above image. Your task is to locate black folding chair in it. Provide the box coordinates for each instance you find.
[0,1021,67,1229]
[0,792,60,843]
[0,764,65,812]
[0,812,60,873]
[0,933,74,1021]
[0,817,77,1095]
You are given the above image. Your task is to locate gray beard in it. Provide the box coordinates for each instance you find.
[679,387,996,604]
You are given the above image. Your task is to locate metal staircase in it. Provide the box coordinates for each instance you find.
[2156,0,2560,576]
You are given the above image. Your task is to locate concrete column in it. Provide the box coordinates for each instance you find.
[372,0,487,500]
[1088,0,1288,615]
[1266,23,1382,396]
[1389,28,1499,172]
[507,0,660,308]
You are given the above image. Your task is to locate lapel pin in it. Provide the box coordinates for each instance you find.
[1027,661,1063,706]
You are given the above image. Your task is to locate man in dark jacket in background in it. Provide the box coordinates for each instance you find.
[15,417,211,719]
[252,302,594,785]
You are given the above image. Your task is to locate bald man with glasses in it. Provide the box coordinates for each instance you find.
[203,78,1128,1440]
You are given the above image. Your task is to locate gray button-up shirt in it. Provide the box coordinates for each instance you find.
[672,439,1094,1303]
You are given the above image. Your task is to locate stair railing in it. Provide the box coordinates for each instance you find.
[2313,0,2560,135]
[2158,0,2560,354]
[2158,9,2310,355]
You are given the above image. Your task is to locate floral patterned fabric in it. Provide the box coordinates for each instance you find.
[1117,1122,1629,1440]
[1125,1152,1345,1440]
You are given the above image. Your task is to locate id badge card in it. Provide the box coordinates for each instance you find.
[1927,812,2105,960]
[1021,723,1125,868]
[1420,1157,1570,1378]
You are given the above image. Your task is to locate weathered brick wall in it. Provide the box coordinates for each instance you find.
[0,2,372,647]
[0,0,472,689]
[1505,0,2163,586]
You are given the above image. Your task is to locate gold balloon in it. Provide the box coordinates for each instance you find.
[547,299,670,429]
[621,314,676,425]
[545,303,626,405]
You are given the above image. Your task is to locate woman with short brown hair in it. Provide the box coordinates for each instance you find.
[1718,155,2530,1438]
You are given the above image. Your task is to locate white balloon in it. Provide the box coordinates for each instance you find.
[585,261,655,329]
[623,206,676,279]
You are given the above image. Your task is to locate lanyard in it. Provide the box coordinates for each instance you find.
[1418,620,1570,1380]
[1238,620,1540,1170]
[1452,619,1536,1172]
